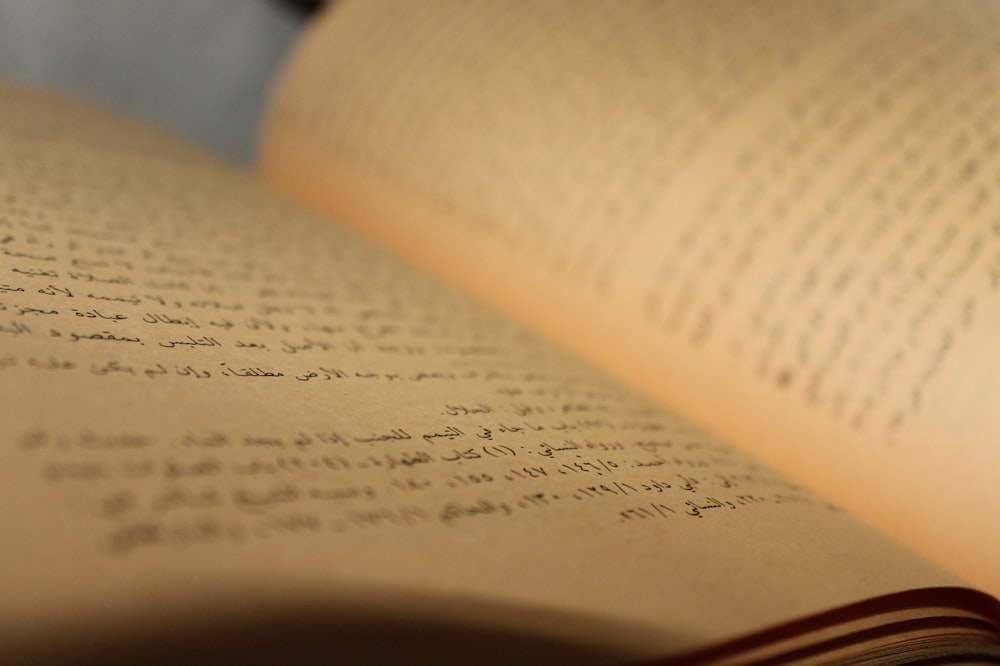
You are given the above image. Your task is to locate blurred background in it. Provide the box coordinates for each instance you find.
[0,0,321,162]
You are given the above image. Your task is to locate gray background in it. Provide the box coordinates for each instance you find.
[0,0,309,162]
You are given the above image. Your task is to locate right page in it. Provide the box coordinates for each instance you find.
[260,0,1000,596]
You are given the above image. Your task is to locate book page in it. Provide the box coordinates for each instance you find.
[0,83,985,663]
[260,0,1000,597]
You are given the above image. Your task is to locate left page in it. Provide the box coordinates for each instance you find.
[0,82,991,665]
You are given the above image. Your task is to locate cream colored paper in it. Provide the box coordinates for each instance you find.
[261,0,1000,596]
[0,82,978,662]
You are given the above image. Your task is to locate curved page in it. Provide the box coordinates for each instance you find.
[0,83,991,663]
[261,0,1000,596]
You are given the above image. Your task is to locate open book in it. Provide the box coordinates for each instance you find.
[2,1,999,663]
